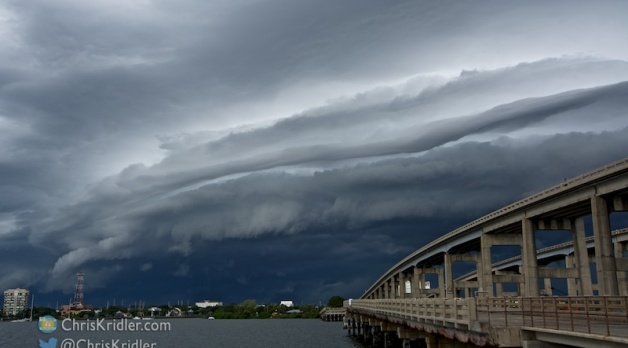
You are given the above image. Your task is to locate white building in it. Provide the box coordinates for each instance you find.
[195,300,223,308]
[3,288,30,316]
[280,300,294,307]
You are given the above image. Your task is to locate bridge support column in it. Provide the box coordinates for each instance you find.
[480,233,493,296]
[438,267,445,298]
[348,317,356,337]
[592,196,619,296]
[444,253,454,298]
[542,278,552,296]
[372,325,382,347]
[522,218,540,297]
[415,267,426,298]
[363,321,371,343]
[572,217,593,296]
[391,276,398,299]
[425,336,437,348]
[357,318,363,337]
[449,253,481,298]
[495,282,504,297]
[565,255,578,296]
[399,272,407,298]
[398,327,425,348]
[384,280,390,299]
[397,327,423,339]
[615,241,628,295]
[419,267,444,298]
[425,335,469,348]
[380,322,401,348]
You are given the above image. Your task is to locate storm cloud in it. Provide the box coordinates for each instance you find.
[0,0,627,305]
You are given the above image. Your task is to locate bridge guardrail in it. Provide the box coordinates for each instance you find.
[347,296,628,340]
[476,296,628,338]
[346,298,473,330]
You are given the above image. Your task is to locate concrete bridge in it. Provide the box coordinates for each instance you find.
[319,306,347,321]
[345,157,628,347]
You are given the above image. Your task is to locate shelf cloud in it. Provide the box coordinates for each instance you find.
[0,0,627,304]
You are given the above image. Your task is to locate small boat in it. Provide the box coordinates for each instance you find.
[207,317,215,320]
[132,317,141,320]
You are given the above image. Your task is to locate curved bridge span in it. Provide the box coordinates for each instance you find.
[345,157,628,347]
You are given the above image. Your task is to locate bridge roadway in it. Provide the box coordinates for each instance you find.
[344,157,628,347]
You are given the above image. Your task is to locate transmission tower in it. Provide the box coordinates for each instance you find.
[73,272,84,305]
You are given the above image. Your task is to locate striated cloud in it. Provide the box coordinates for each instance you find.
[0,0,627,303]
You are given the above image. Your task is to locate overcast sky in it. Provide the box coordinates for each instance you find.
[1,0,628,307]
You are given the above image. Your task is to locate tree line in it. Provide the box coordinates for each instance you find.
[1,296,347,320]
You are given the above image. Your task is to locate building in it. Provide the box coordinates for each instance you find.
[3,288,29,316]
[280,300,294,307]
[195,300,223,308]
[60,303,94,317]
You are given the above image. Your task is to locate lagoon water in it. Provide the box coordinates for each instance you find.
[0,319,361,348]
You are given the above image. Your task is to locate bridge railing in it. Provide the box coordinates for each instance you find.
[346,298,472,330]
[347,296,628,339]
[476,296,628,338]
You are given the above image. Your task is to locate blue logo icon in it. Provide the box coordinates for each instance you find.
[39,337,58,348]
[38,315,58,334]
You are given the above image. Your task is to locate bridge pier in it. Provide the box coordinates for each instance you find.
[392,276,398,299]
[383,331,402,348]
[398,327,428,348]
[399,272,407,298]
[615,241,628,295]
[572,217,593,296]
[411,267,442,298]
[347,316,362,338]
[480,232,525,297]
[359,317,364,337]
[413,267,423,298]
[362,321,371,343]
[449,253,481,299]
[565,255,577,296]
[534,216,596,298]
[480,233,493,297]
[445,253,454,298]
[438,267,445,298]
[425,335,470,348]
[375,322,401,348]
[522,218,540,297]
[592,196,619,296]
[348,317,354,336]
[372,325,383,347]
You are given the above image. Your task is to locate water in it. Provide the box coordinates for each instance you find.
[0,319,362,348]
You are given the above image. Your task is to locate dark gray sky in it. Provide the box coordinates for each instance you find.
[1,0,628,306]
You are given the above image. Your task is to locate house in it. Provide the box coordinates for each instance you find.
[195,300,223,308]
